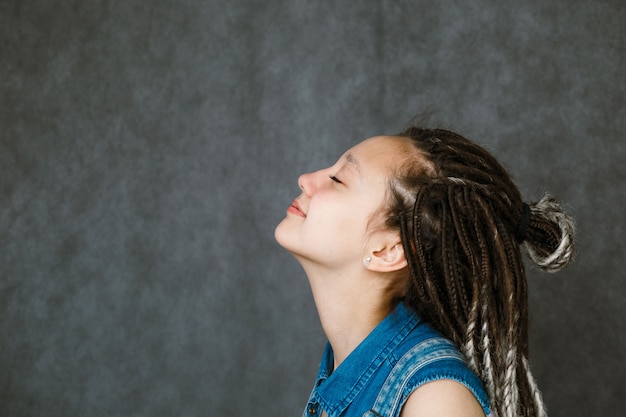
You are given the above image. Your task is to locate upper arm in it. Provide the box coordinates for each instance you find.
[399,379,486,417]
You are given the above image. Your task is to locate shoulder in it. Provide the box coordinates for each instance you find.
[390,323,490,415]
[400,379,486,417]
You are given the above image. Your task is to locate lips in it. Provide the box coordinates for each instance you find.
[287,199,306,217]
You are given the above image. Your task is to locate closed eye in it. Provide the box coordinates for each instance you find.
[329,175,343,184]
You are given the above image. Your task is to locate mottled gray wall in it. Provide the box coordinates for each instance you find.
[1,0,624,416]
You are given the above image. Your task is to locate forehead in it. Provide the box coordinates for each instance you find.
[347,135,415,173]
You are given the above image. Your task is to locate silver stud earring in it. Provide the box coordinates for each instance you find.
[364,256,371,267]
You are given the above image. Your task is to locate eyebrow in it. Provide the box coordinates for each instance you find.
[345,152,361,173]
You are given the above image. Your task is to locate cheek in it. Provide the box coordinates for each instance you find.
[306,201,369,247]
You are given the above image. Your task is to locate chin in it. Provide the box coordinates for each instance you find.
[274,219,291,249]
[274,222,308,261]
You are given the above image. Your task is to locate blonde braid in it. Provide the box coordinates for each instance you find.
[522,357,548,417]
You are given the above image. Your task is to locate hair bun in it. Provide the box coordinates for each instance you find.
[522,194,575,272]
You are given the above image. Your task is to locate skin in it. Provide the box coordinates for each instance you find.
[275,136,485,417]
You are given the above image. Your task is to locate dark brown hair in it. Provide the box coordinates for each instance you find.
[385,127,575,417]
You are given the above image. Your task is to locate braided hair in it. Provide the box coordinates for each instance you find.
[384,127,575,417]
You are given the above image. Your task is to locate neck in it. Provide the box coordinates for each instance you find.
[300,261,396,369]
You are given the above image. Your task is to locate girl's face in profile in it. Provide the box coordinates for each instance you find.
[275,135,411,269]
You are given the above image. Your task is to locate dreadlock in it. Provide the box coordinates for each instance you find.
[385,127,575,417]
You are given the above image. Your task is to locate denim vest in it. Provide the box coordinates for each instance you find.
[302,303,491,417]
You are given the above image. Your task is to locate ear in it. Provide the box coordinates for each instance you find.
[365,236,407,273]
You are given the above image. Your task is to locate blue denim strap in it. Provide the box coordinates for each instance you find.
[362,337,465,417]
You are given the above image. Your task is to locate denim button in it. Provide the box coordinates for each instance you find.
[308,405,316,415]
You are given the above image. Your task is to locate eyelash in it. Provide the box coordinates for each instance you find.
[329,175,343,184]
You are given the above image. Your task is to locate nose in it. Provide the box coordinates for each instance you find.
[298,171,318,197]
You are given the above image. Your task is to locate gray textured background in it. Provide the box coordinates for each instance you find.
[1,1,624,416]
